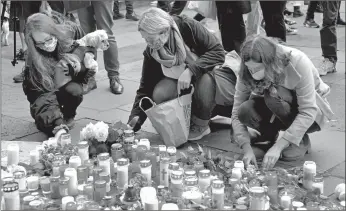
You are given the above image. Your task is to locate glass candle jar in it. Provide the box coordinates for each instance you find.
[249,187,267,210]
[138,138,151,150]
[22,195,35,210]
[3,182,20,210]
[193,161,204,174]
[59,177,70,197]
[280,192,292,210]
[184,169,197,178]
[50,176,60,199]
[212,180,225,209]
[13,171,26,192]
[7,143,19,166]
[39,176,51,192]
[151,145,160,162]
[131,145,138,162]
[312,176,324,195]
[58,164,69,178]
[136,145,148,161]
[231,168,242,180]
[60,133,72,147]
[27,176,39,191]
[29,200,43,210]
[111,143,124,163]
[94,180,106,202]
[117,158,129,190]
[29,150,40,166]
[77,165,89,184]
[98,153,111,176]
[92,167,103,182]
[77,141,89,164]
[170,170,183,197]
[99,172,111,193]
[140,160,152,186]
[265,171,278,187]
[65,167,78,196]
[167,146,177,162]
[198,169,211,193]
[62,196,74,210]
[234,160,245,170]
[69,156,82,170]
[182,176,203,205]
[168,163,180,183]
[123,129,135,143]
[84,183,94,201]
[123,136,134,160]
[145,151,157,178]
[35,145,44,159]
[160,157,170,187]
[303,161,316,190]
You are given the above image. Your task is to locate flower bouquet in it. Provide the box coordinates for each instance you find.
[79,121,127,158]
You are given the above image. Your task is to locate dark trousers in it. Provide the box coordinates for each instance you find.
[320,1,340,61]
[216,2,246,53]
[260,1,287,42]
[306,1,319,20]
[237,86,320,146]
[56,82,83,119]
[113,0,133,15]
[157,1,187,15]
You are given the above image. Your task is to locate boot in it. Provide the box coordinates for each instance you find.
[188,116,211,141]
[109,76,124,94]
[125,13,139,21]
[113,13,124,20]
[293,6,304,18]
[280,134,311,161]
[82,77,97,95]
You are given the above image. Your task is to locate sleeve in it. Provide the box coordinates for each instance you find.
[182,17,225,79]
[231,78,252,148]
[128,49,163,131]
[281,55,318,146]
[22,73,65,135]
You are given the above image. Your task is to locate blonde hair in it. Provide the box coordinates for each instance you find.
[239,35,291,93]
[138,8,173,34]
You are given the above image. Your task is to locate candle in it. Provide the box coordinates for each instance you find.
[161,203,179,210]
[3,182,20,210]
[29,150,39,166]
[151,145,160,162]
[167,146,177,162]
[59,177,70,197]
[182,189,202,204]
[140,187,157,207]
[64,168,78,196]
[168,163,180,183]
[312,176,324,195]
[280,193,292,209]
[136,145,148,161]
[35,145,44,159]
[7,143,19,166]
[60,133,72,147]
[144,197,159,210]
[39,176,51,192]
[84,183,94,200]
[98,153,111,175]
[170,170,184,197]
[198,169,211,192]
[212,180,225,209]
[59,164,69,178]
[265,171,278,187]
[50,176,60,199]
[231,168,242,180]
[234,160,245,170]
[69,156,82,170]
[140,160,152,186]
[13,171,26,192]
[117,158,129,190]
[99,172,111,193]
[111,143,124,162]
[62,196,74,210]
[303,161,316,190]
[160,157,170,187]
[77,141,89,164]
[139,138,151,150]
[146,151,157,178]
[27,176,39,191]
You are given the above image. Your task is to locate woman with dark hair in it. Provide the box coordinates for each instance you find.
[22,11,96,137]
[231,35,334,169]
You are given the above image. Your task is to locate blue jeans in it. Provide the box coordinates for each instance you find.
[77,0,120,78]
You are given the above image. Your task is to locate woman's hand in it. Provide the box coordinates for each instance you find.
[242,144,258,168]
[127,116,140,132]
[177,68,193,95]
[262,139,289,170]
[62,54,81,75]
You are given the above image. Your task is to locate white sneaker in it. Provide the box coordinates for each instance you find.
[318,58,336,76]
[188,123,211,141]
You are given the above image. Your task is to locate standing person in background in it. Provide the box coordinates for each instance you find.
[113,0,139,21]
[304,1,321,28]
[337,1,346,25]
[317,1,340,76]
[77,0,124,95]
[157,1,187,16]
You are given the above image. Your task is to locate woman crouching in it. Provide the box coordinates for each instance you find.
[231,35,334,169]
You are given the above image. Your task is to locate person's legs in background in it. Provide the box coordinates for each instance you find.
[78,0,124,95]
[113,0,124,20]
[292,1,304,18]
[337,1,346,25]
[125,0,139,21]
[260,1,287,42]
[318,1,339,76]
[304,1,320,28]
[169,1,187,15]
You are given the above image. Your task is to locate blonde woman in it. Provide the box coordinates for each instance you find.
[231,35,334,169]
[127,8,229,141]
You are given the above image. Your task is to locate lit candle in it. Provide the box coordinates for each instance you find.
[139,139,151,150]
[231,168,242,180]
[30,150,40,166]
[234,160,245,170]
[198,169,211,192]
[170,170,183,197]
[69,156,82,170]
[61,196,74,210]
[312,176,324,195]
[211,180,225,209]
[144,196,159,210]
[117,158,129,190]
[280,193,292,209]
[140,160,152,186]
[27,176,39,191]
[77,141,89,164]
[140,187,157,207]
[160,157,170,187]
[7,143,19,166]
[182,189,202,204]
[303,161,316,190]
[167,146,177,162]
[161,203,179,210]
[98,153,111,175]
[64,168,78,196]
[48,137,57,147]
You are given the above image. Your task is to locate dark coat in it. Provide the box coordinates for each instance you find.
[216,1,251,15]
[128,15,226,131]
[22,19,96,135]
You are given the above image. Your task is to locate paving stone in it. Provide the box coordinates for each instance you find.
[1,141,42,165]
[324,176,346,197]
[80,79,138,111]
[117,103,133,112]
[328,161,346,179]
[1,115,39,141]
[294,46,345,63]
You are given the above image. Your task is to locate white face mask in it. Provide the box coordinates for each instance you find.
[37,36,58,52]
[245,60,266,80]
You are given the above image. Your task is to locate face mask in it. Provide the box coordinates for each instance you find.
[147,32,168,50]
[245,61,266,80]
[37,36,58,52]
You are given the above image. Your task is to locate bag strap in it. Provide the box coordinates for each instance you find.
[177,85,194,106]
[139,97,156,112]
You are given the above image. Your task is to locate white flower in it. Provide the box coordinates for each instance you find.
[80,123,96,141]
[94,121,109,143]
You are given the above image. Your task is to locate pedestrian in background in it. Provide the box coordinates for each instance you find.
[113,0,139,21]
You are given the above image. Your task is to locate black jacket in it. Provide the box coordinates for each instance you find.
[22,20,96,135]
[128,15,225,131]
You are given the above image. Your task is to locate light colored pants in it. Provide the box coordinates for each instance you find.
[246,1,263,36]
[77,0,120,78]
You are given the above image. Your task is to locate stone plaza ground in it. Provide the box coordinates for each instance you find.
[1,2,345,196]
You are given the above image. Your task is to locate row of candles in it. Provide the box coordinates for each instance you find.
[1,131,328,210]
